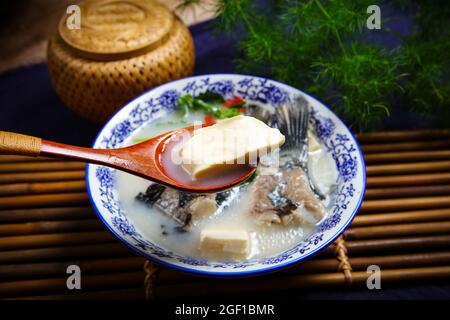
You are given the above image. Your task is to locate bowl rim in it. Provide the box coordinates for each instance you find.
[85,73,367,277]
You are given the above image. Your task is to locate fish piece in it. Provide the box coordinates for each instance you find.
[136,185,195,226]
[189,195,217,218]
[136,184,236,228]
[135,184,166,206]
[275,95,327,201]
[247,95,326,227]
[154,188,191,226]
[245,104,275,124]
[215,191,231,206]
[248,173,282,226]
[282,168,325,221]
[247,167,325,227]
[280,205,323,226]
[256,211,282,226]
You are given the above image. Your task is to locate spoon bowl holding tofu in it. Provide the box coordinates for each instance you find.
[86,74,366,276]
[156,115,284,190]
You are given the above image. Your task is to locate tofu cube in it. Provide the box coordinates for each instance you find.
[180,115,285,179]
[199,227,250,260]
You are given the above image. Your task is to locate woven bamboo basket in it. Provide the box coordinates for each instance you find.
[47,0,195,123]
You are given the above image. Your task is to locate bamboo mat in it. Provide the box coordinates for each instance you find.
[1,129,450,300]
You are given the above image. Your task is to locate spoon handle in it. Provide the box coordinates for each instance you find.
[0,131,42,156]
[0,131,110,165]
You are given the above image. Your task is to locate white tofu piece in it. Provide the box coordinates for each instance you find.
[199,227,250,260]
[180,115,285,179]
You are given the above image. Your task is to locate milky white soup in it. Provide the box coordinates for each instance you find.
[116,111,338,262]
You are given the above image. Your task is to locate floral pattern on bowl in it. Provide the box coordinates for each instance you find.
[86,74,366,276]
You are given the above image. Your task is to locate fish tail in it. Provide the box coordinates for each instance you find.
[275,95,310,151]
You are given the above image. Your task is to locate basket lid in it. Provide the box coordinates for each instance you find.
[58,0,174,59]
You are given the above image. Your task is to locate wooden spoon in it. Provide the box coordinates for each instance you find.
[0,129,256,193]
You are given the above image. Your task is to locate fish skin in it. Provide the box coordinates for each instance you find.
[136,184,237,227]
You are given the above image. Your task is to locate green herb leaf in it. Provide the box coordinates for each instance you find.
[196,92,225,104]
[189,0,450,130]
[213,107,241,119]
[177,92,244,120]
[177,94,195,116]
[244,170,258,184]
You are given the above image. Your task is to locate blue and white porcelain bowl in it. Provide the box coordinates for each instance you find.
[86,74,366,277]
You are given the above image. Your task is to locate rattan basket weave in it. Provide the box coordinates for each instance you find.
[47,0,195,123]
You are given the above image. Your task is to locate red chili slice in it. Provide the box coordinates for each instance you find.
[221,97,245,108]
[203,115,216,126]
